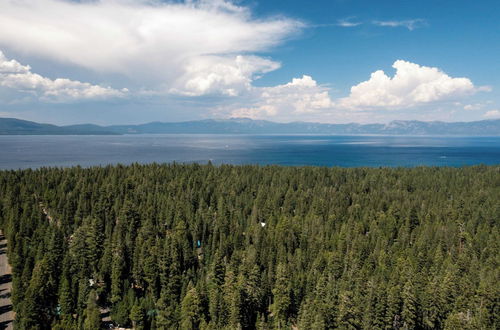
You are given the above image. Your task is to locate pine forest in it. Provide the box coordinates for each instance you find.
[0,164,498,329]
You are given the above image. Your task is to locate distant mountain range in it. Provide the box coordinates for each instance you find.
[1,117,499,136]
[0,118,119,135]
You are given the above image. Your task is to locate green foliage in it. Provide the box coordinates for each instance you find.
[83,290,101,330]
[270,263,291,329]
[181,284,202,330]
[130,303,145,330]
[0,164,498,329]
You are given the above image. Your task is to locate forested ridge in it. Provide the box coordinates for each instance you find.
[0,164,498,329]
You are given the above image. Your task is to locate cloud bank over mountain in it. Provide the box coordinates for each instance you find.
[221,61,487,122]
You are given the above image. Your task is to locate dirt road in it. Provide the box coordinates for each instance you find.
[0,231,13,330]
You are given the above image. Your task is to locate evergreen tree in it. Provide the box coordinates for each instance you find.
[181,284,202,330]
[83,290,101,330]
[0,164,497,329]
[130,303,145,330]
[401,277,418,330]
[270,263,291,329]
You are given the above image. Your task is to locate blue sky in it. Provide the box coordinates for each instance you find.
[0,0,499,124]
[252,0,500,87]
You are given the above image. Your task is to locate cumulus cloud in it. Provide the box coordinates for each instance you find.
[0,52,30,74]
[0,51,126,102]
[229,75,333,119]
[483,110,500,118]
[373,19,427,31]
[170,55,280,96]
[0,0,301,95]
[338,60,478,110]
[224,60,486,122]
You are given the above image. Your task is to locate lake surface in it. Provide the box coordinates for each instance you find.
[0,134,499,169]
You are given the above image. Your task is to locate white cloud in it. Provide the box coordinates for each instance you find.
[338,60,478,110]
[373,19,427,31]
[0,51,126,102]
[0,0,301,95]
[229,75,333,120]
[483,110,500,118]
[230,105,278,119]
[463,103,483,111]
[0,52,30,74]
[337,17,362,28]
[224,60,486,122]
[170,55,280,96]
[285,75,318,88]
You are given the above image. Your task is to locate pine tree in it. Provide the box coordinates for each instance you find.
[401,277,418,330]
[18,258,54,329]
[181,285,202,330]
[270,263,291,329]
[156,286,181,329]
[130,303,145,330]
[336,290,360,329]
[83,290,101,330]
[110,243,125,304]
[58,275,74,316]
[385,283,402,329]
[208,256,227,328]
[224,267,242,329]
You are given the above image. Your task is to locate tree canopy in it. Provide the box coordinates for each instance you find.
[0,163,498,329]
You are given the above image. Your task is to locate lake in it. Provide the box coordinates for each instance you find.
[0,134,499,169]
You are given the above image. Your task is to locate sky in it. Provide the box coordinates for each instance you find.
[0,0,499,125]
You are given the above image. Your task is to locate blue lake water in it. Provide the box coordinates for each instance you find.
[0,134,499,169]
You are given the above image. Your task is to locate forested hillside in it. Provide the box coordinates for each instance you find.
[0,164,498,329]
